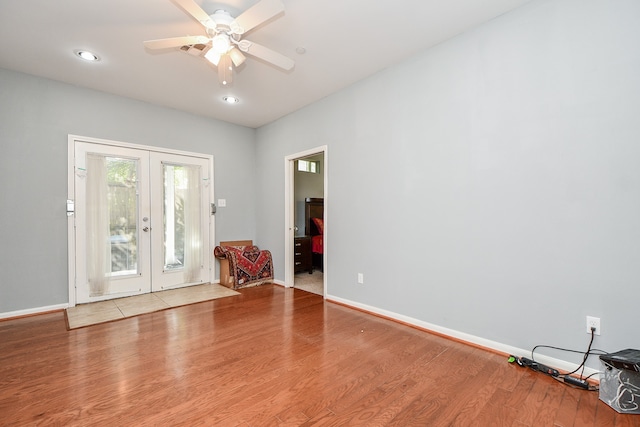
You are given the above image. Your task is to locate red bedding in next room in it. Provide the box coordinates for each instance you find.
[312,234,323,254]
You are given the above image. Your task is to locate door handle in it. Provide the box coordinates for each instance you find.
[143,226,150,232]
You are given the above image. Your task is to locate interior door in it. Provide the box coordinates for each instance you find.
[72,140,212,304]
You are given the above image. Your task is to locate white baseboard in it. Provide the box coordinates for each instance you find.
[326,294,599,379]
[0,303,69,320]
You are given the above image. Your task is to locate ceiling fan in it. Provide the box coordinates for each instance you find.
[144,0,294,86]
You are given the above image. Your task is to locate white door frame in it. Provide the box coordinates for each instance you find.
[284,145,328,295]
[67,134,215,307]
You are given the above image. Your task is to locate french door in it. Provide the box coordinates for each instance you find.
[70,138,213,304]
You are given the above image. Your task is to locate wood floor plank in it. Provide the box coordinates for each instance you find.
[530,376,566,426]
[554,385,581,427]
[273,337,427,422]
[512,375,562,425]
[468,394,519,427]
[592,398,617,427]
[502,370,538,411]
[612,411,640,427]
[413,351,496,425]
[448,354,517,426]
[1,284,635,426]
[237,313,433,425]
[573,384,600,427]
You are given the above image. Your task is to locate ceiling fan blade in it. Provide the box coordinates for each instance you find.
[232,0,284,34]
[238,40,294,70]
[171,0,216,28]
[144,35,209,49]
[218,54,233,86]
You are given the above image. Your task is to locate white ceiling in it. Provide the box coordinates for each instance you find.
[0,0,532,128]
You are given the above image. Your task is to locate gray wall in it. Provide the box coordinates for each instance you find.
[256,0,640,369]
[0,68,256,313]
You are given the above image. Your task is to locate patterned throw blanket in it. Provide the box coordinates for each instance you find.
[214,245,274,289]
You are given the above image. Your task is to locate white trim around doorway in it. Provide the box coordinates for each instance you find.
[284,145,328,296]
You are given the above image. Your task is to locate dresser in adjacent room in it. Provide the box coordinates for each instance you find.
[294,236,312,274]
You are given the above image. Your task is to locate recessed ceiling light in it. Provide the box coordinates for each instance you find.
[75,50,100,61]
[222,96,239,104]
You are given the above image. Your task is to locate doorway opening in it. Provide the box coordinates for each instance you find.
[67,135,215,307]
[284,146,327,296]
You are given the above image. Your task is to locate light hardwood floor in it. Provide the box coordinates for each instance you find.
[0,285,634,426]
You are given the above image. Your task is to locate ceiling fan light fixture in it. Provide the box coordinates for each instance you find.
[229,48,246,67]
[204,49,221,66]
[210,34,231,54]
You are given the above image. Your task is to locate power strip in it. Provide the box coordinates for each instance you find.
[509,355,597,391]
[512,356,560,377]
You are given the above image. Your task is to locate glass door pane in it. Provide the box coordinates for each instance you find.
[107,157,139,277]
[163,164,189,271]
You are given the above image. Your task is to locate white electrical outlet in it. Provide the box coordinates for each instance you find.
[586,316,601,335]
[357,273,364,284]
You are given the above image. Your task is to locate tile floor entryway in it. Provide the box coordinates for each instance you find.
[66,283,239,329]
